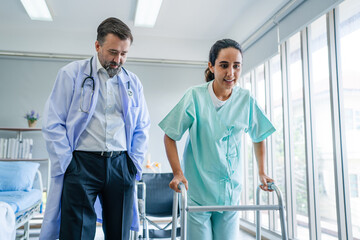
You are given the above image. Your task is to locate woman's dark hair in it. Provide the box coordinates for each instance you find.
[97,17,133,45]
[204,39,243,82]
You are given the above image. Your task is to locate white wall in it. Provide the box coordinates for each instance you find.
[126,61,204,172]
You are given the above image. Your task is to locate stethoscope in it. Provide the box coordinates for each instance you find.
[80,57,133,113]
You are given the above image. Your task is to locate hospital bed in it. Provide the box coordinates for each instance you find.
[0,161,43,240]
[172,182,288,240]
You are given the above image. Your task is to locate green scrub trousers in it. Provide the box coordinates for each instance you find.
[187,198,239,240]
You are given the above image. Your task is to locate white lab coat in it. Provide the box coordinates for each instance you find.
[40,55,150,239]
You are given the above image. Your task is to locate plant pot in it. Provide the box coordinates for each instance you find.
[28,120,37,128]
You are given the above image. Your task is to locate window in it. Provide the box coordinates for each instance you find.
[241,72,256,223]
[255,64,266,111]
[308,15,338,240]
[255,63,270,229]
[287,32,309,239]
[338,0,360,238]
[269,54,286,233]
[238,2,360,239]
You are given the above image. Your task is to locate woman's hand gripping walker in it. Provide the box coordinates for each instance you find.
[169,174,188,193]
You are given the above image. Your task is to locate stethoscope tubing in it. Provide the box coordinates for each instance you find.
[80,57,133,113]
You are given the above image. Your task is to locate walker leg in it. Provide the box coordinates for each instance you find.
[256,186,261,240]
[279,206,288,240]
[272,184,288,240]
[180,191,187,240]
[171,192,178,240]
[177,183,188,240]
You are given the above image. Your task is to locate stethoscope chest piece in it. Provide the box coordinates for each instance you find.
[128,90,133,97]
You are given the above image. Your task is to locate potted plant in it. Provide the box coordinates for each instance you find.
[24,110,40,128]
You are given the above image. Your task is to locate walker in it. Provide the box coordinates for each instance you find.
[171,182,288,240]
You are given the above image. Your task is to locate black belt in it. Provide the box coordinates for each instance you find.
[75,151,125,158]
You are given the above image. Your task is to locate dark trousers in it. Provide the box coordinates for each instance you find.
[59,151,136,240]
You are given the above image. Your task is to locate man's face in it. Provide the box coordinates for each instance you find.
[95,33,131,78]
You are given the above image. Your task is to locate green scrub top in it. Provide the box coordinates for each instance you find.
[159,81,275,206]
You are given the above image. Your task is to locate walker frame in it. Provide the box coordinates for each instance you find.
[171,182,288,240]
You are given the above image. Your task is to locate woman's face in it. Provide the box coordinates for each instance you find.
[209,47,242,91]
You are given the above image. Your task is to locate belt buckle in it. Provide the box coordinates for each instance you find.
[100,151,114,157]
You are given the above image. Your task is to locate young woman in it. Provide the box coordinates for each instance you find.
[159,39,275,239]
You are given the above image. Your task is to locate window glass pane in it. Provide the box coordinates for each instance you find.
[245,73,255,223]
[270,54,286,233]
[338,0,360,238]
[255,64,269,228]
[349,174,359,198]
[255,64,266,111]
[246,134,255,223]
[308,15,338,240]
[243,73,252,91]
[287,32,309,239]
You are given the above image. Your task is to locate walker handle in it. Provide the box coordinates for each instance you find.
[260,181,275,190]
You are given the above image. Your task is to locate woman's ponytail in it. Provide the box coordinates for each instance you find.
[204,67,214,82]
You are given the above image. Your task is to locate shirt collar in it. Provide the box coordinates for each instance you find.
[96,53,105,73]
